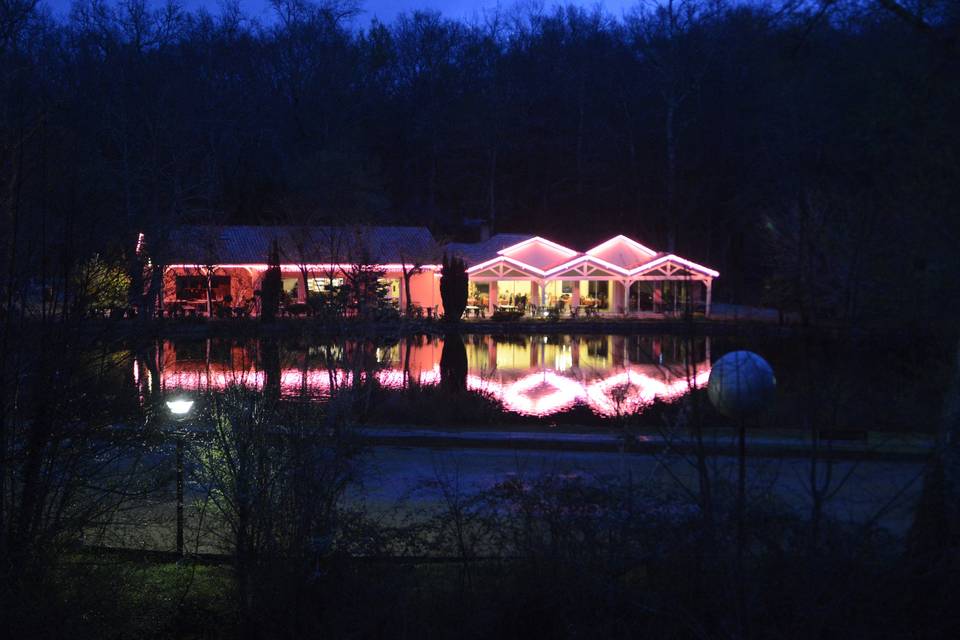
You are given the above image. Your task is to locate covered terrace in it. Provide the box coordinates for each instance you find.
[458,235,717,318]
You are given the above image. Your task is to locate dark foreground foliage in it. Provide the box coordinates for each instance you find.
[3,471,960,639]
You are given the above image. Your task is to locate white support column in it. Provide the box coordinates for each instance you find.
[488,281,498,315]
[623,280,631,316]
[571,281,581,308]
[705,279,713,318]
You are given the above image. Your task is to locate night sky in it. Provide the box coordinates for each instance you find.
[40,0,644,25]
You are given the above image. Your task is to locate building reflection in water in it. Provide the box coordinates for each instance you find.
[138,335,710,418]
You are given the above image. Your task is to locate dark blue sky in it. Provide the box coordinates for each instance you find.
[40,0,643,25]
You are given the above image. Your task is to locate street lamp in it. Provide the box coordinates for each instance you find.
[165,397,194,557]
[166,398,194,416]
[707,351,775,640]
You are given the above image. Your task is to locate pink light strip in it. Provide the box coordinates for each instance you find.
[628,254,719,278]
[467,253,718,280]
[542,254,630,277]
[496,236,579,257]
[466,255,552,277]
[165,263,441,272]
[585,234,657,258]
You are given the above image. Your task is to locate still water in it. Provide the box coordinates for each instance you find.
[137,334,711,419]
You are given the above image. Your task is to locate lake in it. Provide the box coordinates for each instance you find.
[132,332,945,432]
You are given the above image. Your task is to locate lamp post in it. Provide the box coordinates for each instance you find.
[707,351,776,640]
[166,397,194,557]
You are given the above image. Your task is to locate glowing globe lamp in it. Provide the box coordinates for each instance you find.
[166,398,194,417]
[707,351,776,419]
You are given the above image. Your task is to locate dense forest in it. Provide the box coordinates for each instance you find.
[1,0,958,323]
[2,3,960,637]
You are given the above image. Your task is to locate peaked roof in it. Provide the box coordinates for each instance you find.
[161,225,438,265]
[586,235,657,270]
[496,236,578,272]
[465,234,718,279]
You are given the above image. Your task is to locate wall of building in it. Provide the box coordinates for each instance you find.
[406,270,443,315]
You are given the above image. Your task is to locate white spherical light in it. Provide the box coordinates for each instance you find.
[708,351,776,418]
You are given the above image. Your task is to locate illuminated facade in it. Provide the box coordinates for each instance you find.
[452,235,718,317]
[148,227,717,318]
[151,225,442,316]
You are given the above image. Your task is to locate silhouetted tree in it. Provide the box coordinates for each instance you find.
[439,333,467,392]
[260,240,282,322]
[439,253,468,321]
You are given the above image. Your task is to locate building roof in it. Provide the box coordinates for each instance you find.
[446,233,534,266]
[464,234,719,279]
[496,236,579,272]
[585,235,657,270]
[161,225,439,266]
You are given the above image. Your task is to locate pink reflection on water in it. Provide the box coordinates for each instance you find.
[148,336,710,418]
[161,366,441,396]
[467,367,710,417]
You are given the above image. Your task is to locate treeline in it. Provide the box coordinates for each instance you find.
[1,0,959,323]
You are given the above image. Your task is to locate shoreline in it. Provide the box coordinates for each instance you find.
[355,424,935,462]
[61,316,822,340]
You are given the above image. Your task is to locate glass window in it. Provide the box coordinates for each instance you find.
[586,281,609,309]
[379,278,401,299]
[175,275,230,300]
[468,282,490,307]
[282,277,300,294]
[307,277,344,292]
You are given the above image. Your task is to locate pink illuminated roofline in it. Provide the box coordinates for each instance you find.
[496,236,579,258]
[467,252,718,280]
[466,236,717,280]
[628,254,719,278]
[166,263,441,272]
[542,254,630,277]
[135,232,145,255]
[469,253,630,278]
[586,234,657,259]
[466,255,552,277]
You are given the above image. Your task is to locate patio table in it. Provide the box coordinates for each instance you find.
[465,305,487,318]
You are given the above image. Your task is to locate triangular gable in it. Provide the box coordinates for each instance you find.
[496,236,579,272]
[586,235,657,270]
[547,258,624,280]
[630,254,719,278]
[466,256,548,279]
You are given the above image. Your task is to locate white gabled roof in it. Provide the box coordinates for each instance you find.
[585,235,657,270]
[496,236,579,272]
[464,234,718,279]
